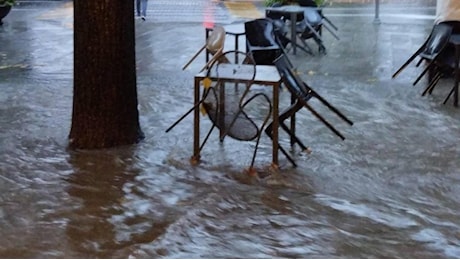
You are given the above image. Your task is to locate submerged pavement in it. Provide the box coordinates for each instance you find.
[4,1,460,259]
[0,0,446,168]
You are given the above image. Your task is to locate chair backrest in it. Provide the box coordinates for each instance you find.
[303,8,322,28]
[420,22,452,59]
[271,19,290,48]
[244,18,278,47]
[274,55,314,101]
[182,25,226,71]
[206,25,226,55]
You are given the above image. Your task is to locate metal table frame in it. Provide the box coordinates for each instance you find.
[192,64,282,167]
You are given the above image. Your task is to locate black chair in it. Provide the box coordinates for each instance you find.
[166,51,272,172]
[419,22,460,106]
[271,17,314,56]
[295,7,339,55]
[265,55,353,167]
[392,22,453,90]
[244,18,282,65]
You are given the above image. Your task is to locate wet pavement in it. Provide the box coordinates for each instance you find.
[2,0,460,258]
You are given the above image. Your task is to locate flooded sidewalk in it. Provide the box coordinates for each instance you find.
[1,0,459,258]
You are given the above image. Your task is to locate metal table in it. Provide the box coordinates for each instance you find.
[192,64,282,166]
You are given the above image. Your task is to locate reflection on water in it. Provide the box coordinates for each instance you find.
[1,6,460,259]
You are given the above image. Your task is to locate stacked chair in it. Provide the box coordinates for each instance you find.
[266,54,353,167]
[265,0,339,55]
[295,3,340,54]
[392,22,460,105]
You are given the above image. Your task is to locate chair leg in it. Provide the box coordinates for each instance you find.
[297,36,314,55]
[279,121,309,151]
[443,75,460,106]
[321,15,338,31]
[302,23,326,54]
[199,124,217,152]
[392,48,424,78]
[302,101,346,140]
[323,23,340,40]
[264,102,313,167]
[286,35,314,55]
[443,85,456,105]
[311,90,354,125]
[246,93,273,170]
[165,87,213,133]
[265,122,298,167]
[422,72,442,96]
[413,60,436,86]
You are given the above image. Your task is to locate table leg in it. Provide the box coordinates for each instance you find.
[192,77,201,162]
[205,28,211,63]
[272,82,280,167]
[455,45,460,107]
[291,12,297,55]
[235,35,239,63]
[290,92,296,147]
[219,81,226,142]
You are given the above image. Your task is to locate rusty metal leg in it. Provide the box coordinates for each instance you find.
[272,82,280,167]
[290,92,296,147]
[192,77,201,163]
[218,81,226,142]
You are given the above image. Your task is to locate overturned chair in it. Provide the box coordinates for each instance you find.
[167,50,273,173]
[265,55,353,167]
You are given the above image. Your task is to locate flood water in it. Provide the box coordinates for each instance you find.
[1,2,460,258]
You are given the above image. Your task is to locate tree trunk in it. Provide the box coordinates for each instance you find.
[70,0,144,149]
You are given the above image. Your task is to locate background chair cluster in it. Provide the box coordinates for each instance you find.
[392,21,460,106]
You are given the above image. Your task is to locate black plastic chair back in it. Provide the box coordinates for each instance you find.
[420,22,452,60]
[274,54,314,101]
[245,18,281,65]
[245,18,278,47]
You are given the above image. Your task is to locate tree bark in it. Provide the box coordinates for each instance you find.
[70,0,144,149]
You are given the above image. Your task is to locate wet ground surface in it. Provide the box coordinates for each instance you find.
[1,0,460,258]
